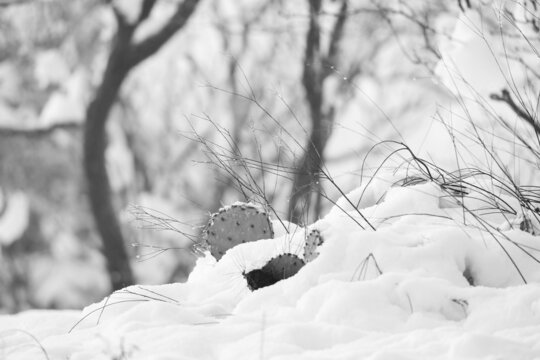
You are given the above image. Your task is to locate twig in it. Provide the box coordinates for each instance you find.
[490,89,540,136]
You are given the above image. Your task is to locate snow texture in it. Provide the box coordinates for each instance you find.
[2,183,540,359]
[0,192,29,246]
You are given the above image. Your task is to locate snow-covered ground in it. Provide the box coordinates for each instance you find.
[2,182,540,359]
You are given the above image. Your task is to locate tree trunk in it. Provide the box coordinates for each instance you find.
[84,32,135,290]
[288,0,328,225]
[288,0,347,225]
[84,0,200,291]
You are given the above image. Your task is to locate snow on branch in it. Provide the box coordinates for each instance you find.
[0,121,80,137]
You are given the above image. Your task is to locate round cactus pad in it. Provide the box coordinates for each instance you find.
[204,203,274,260]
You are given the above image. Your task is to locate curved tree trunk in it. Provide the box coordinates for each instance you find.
[84,0,200,291]
[84,30,135,290]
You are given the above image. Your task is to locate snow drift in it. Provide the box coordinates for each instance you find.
[2,181,540,359]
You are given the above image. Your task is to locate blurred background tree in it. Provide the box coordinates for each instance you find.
[1,0,536,313]
[83,0,200,291]
[0,0,456,313]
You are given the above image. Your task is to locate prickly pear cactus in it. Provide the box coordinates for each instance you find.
[203,203,274,260]
[243,253,305,291]
[303,229,324,262]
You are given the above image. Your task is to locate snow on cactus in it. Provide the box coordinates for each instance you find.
[202,202,307,290]
[202,202,274,261]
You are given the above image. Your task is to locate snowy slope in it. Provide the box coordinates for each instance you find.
[2,182,540,359]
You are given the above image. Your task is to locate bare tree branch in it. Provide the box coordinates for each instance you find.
[128,0,200,67]
[0,0,33,7]
[457,0,472,12]
[0,122,81,137]
[490,89,540,137]
[325,0,348,73]
[137,0,157,25]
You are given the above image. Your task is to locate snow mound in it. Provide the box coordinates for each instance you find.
[3,183,540,359]
[0,192,29,246]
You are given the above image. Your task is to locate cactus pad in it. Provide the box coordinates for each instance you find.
[203,203,274,260]
[243,254,305,291]
[304,229,324,262]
